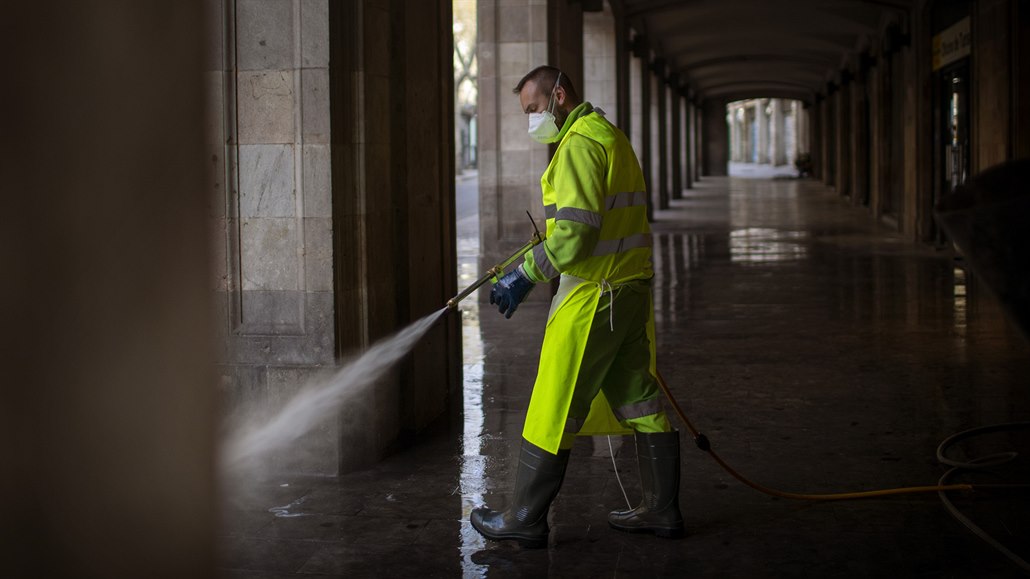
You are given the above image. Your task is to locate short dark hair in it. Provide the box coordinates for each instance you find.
[513,65,580,103]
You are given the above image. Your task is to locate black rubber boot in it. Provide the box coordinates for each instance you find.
[608,430,684,538]
[470,439,571,548]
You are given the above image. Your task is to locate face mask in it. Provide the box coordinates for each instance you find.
[528,73,562,143]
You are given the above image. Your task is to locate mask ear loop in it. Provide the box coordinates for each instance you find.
[548,72,562,116]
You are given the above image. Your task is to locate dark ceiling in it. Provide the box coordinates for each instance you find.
[619,0,911,103]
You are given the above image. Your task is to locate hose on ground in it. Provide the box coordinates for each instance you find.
[654,370,1030,571]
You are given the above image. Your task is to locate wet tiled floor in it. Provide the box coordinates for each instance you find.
[219,176,1030,578]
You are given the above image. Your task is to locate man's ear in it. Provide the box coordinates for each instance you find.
[554,85,566,107]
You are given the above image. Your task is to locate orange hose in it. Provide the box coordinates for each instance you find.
[654,371,975,500]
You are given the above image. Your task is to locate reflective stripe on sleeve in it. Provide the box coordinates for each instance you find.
[533,243,560,279]
[591,233,652,257]
[606,191,647,211]
[555,207,602,229]
[544,204,557,219]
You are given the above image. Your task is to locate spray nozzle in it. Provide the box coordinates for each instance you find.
[445,213,545,310]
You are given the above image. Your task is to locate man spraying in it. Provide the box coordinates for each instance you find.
[469,66,684,547]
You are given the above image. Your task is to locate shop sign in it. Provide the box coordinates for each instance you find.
[933,17,971,71]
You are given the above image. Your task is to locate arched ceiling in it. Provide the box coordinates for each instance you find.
[620,0,911,104]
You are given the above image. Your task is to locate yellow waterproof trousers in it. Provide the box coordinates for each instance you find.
[522,275,671,455]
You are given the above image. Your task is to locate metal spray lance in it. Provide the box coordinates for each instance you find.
[446,212,544,309]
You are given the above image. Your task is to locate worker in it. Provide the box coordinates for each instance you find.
[469,66,684,548]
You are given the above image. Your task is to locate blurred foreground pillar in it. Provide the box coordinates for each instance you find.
[1,2,215,577]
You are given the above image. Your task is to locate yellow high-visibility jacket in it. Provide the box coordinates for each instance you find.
[522,103,652,286]
[521,102,655,454]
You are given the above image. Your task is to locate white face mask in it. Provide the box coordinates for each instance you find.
[528,73,562,143]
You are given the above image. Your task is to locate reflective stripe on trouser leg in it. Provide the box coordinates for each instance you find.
[622,411,671,433]
[612,398,671,433]
[565,281,671,434]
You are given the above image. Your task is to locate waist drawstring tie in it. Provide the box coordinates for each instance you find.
[600,279,614,332]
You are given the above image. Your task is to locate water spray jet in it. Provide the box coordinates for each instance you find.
[223,222,545,472]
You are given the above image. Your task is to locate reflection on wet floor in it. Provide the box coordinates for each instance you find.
[728,228,808,263]
[954,266,968,335]
[458,293,489,576]
[456,208,490,576]
[218,175,1030,578]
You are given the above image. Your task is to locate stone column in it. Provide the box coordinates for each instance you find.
[739,104,750,162]
[216,0,459,475]
[548,0,584,92]
[823,92,835,186]
[584,1,617,115]
[682,94,693,189]
[649,68,661,213]
[697,102,704,180]
[727,103,738,162]
[756,99,770,164]
[810,100,821,179]
[869,58,884,217]
[702,98,730,175]
[615,16,631,133]
[629,44,644,160]
[745,104,755,162]
[786,102,797,167]
[393,1,460,436]
[727,103,734,162]
[901,34,919,238]
[851,74,869,206]
[744,101,752,162]
[835,85,850,197]
[657,69,669,210]
[974,0,1016,172]
[665,84,675,201]
[478,0,551,259]
[690,101,700,183]
[770,98,785,165]
[638,48,654,220]
[216,0,337,473]
[743,103,751,162]
[742,104,750,161]
[328,1,458,469]
[671,85,682,199]
[796,101,809,160]
[726,104,734,162]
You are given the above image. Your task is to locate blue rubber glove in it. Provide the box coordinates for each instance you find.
[490,265,535,318]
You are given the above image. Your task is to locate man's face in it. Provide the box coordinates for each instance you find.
[519,78,568,126]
